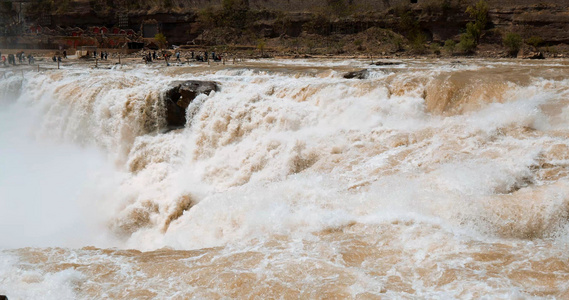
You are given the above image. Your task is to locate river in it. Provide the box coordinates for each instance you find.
[1,59,569,298]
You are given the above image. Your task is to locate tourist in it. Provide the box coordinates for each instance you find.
[175,51,181,62]
[164,52,170,66]
[63,50,67,59]
[2,55,6,66]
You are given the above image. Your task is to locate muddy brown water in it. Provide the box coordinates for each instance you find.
[1,59,569,299]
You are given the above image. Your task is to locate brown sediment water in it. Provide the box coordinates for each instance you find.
[1,59,569,299]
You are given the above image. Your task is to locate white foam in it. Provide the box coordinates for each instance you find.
[1,59,569,254]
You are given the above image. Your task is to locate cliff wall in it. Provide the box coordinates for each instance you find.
[4,0,569,55]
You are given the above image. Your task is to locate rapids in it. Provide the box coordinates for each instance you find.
[1,59,569,298]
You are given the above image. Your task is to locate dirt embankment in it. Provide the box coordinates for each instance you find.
[5,0,569,58]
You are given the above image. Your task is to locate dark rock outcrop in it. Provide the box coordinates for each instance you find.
[524,51,545,59]
[164,80,218,127]
[371,61,402,66]
[344,69,369,79]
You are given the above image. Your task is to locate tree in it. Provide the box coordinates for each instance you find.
[155,33,167,49]
[503,32,522,57]
[465,22,481,44]
[454,0,488,54]
[257,39,266,56]
[465,0,488,43]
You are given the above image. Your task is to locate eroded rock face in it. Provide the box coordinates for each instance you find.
[163,80,219,127]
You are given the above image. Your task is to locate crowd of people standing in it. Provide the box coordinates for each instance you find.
[1,48,232,68]
[143,49,224,64]
[1,51,35,66]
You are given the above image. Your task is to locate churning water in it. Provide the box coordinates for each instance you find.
[1,59,569,298]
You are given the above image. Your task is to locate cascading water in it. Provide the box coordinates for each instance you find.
[1,59,569,299]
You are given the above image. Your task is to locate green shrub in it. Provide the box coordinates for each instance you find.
[410,34,427,54]
[430,42,441,55]
[391,35,404,51]
[444,39,456,54]
[546,46,557,54]
[465,22,481,44]
[353,39,364,51]
[399,11,420,37]
[503,32,522,56]
[155,33,168,49]
[525,36,544,48]
[257,39,266,55]
[457,33,476,53]
[466,0,488,28]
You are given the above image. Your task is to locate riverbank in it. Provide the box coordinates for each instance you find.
[0,44,565,74]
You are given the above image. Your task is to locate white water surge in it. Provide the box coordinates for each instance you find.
[1,59,569,298]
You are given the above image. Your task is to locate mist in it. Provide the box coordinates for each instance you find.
[0,101,118,249]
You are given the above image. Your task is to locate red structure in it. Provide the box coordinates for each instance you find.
[30,25,42,33]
